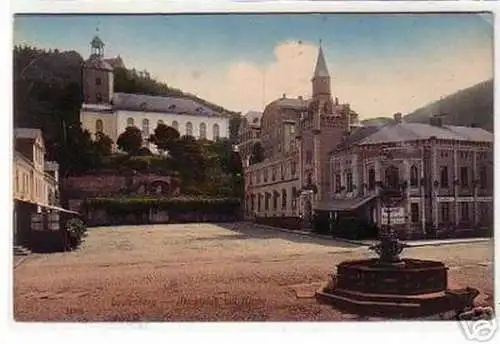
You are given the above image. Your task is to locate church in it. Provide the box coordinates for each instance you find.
[79,34,231,152]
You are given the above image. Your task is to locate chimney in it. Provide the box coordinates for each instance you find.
[430,115,443,127]
[471,123,478,128]
[393,112,402,123]
[335,97,339,105]
[282,93,286,99]
[298,96,303,101]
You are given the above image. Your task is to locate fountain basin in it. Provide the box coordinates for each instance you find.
[316,258,479,318]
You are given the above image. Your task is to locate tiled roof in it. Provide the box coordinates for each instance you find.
[271,97,311,109]
[243,111,263,128]
[329,126,380,154]
[359,122,493,145]
[313,46,329,78]
[111,92,226,117]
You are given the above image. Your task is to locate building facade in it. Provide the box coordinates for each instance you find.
[80,35,230,152]
[13,128,60,245]
[240,46,493,239]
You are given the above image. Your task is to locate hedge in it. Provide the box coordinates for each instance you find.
[83,197,241,214]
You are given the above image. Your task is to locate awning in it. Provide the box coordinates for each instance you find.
[315,194,376,211]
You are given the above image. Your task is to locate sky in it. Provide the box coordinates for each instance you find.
[13,13,493,119]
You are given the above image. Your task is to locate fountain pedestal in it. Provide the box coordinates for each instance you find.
[316,228,479,318]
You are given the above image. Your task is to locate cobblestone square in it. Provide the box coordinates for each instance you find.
[13,223,494,321]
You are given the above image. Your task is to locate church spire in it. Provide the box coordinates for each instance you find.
[90,27,105,58]
[313,42,329,78]
[312,41,331,97]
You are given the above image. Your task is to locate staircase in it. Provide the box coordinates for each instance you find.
[13,245,31,256]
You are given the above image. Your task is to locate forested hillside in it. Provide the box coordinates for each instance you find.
[360,79,493,132]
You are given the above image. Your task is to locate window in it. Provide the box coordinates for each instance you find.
[264,169,268,182]
[368,168,375,190]
[142,118,150,136]
[346,171,353,193]
[250,194,255,212]
[440,166,448,188]
[171,120,179,131]
[410,165,418,187]
[282,189,287,209]
[96,93,102,103]
[265,193,270,210]
[291,187,297,209]
[95,77,102,85]
[461,203,469,221]
[213,124,220,140]
[273,191,278,210]
[291,161,296,176]
[335,174,341,193]
[127,117,134,127]
[385,165,399,189]
[272,167,276,182]
[306,150,313,164]
[258,194,262,212]
[199,122,207,139]
[411,203,419,223]
[460,167,468,188]
[479,166,487,189]
[307,173,313,186]
[95,119,103,133]
[441,202,450,222]
[280,165,284,180]
[186,122,193,136]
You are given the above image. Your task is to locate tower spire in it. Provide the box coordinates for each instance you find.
[313,43,329,78]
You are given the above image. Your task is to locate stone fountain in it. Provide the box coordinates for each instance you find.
[316,186,480,319]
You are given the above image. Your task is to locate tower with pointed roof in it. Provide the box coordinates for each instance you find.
[312,44,331,98]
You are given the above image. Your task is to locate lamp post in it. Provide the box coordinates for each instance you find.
[369,149,407,266]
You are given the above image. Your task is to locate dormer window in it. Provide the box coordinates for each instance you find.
[140,102,147,111]
[168,104,176,110]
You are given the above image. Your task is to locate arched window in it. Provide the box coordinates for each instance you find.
[199,122,207,139]
[273,191,279,210]
[186,122,193,136]
[127,117,134,127]
[282,189,287,209]
[410,165,419,187]
[368,168,376,190]
[172,120,179,131]
[258,194,262,212]
[142,118,150,136]
[385,165,400,189]
[213,123,220,140]
[95,119,103,133]
[346,171,353,192]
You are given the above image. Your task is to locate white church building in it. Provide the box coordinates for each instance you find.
[79,34,230,152]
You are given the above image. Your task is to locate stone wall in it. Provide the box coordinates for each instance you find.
[64,172,180,198]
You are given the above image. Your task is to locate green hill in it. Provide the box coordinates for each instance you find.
[403,79,493,131]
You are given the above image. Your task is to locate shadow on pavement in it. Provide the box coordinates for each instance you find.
[211,221,360,249]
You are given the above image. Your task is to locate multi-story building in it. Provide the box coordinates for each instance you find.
[237,111,262,166]
[323,114,493,239]
[13,128,60,244]
[240,45,493,239]
[79,34,231,152]
[239,45,360,226]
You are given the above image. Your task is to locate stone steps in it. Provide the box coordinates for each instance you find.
[13,245,31,256]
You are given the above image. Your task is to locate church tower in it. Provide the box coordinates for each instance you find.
[82,33,114,105]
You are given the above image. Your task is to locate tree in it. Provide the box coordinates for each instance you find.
[117,126,143,155]
[93,132,113,157]
[148,123,180,153]
[169,135,208,185]
[249,142,265,165]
